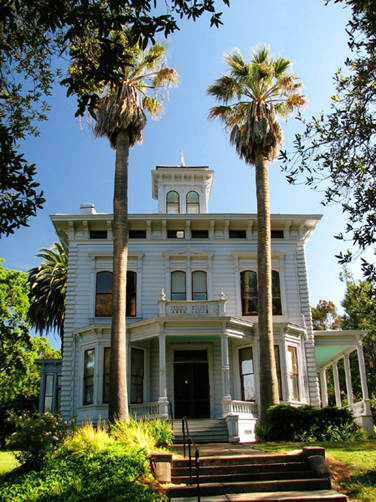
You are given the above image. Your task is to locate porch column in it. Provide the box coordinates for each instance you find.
[220,335,232,415]
[343,355,354,409]
[158,335,169,419]
[319,369,328,408]
[357,343,371,414]
[332,361,342,408]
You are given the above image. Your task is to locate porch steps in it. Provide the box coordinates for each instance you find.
[167,452,347,501]
[173,419,229,443]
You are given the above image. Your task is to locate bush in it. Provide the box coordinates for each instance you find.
[0,442,167,502]
[266,404,366,442]
[6,412,74,469]
[148,419,173,447]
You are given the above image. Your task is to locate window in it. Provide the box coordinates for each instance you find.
[240,270,282,315]
[95,271,113,317]
[167,191,179,213]
[44,375,54,411]
[271,230,284,238]
[272,271,282,315]
[230,230,246,238]
[131,348,144,403]
[192,271,207,300]
[191,230,208,239]
[129,230,146,239]
[239,347,255,401]
[187,191,199,213]
[288,346,299,401]
[167,230,185,239]
[127,271,137,317]
[90,230,107,239]
[56,375,62,411]
[171,271,186,300]
[95,271,137,317]
[274,346,282,400]
[103,347,110,404]
[84,349,95,405]
[241,271,258,315]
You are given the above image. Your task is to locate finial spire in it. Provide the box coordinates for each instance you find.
[179,150,186,167]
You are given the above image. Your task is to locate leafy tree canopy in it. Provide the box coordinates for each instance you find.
[282,0,376,280]
[1,0,229,236]
[311,299,342,330]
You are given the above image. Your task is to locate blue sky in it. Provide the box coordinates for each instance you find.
[2,0,366,348]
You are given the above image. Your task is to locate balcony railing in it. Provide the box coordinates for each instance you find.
[158,289,227,317]
[129,402,160,419]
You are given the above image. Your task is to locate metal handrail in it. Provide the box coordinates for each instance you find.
[182,416,200,502]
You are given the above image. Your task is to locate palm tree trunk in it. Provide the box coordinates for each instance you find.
[255,152,280,426]
[109,128,129,422]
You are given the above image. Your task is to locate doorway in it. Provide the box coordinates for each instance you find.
[174,350,210,419]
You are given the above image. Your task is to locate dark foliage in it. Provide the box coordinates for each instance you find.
[266,404,364,442]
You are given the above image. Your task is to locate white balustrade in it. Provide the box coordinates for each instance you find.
[159,300,226,317]
[129,402,160,419]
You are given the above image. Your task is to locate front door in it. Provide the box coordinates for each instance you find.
[174,350,210,419]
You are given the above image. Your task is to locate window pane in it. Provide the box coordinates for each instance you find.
[241,271,258,315]
[187,191,199,214]
[288,346,299,400]
[96,272,113,317]
[192,271,207,300]
[127,271,137,317]
[131,348,144,404]
[84,349,95,405]
[274,345,283,400]
[239,347,255,401]
[167,191,179,213]
[103,348,110,404]
[172,271,186,300]
[272,270,282,315]
[44,375,54,411]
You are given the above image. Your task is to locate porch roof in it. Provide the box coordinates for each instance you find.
[314,329,366,369]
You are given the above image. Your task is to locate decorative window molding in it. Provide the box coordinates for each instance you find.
[186,191,200,214]
[167,190,180,214]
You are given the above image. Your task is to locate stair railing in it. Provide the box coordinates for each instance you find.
[182,416,200,502]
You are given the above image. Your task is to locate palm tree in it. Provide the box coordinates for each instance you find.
[94,35,178,422]
[207,45,306,425]
[28,241,68,354]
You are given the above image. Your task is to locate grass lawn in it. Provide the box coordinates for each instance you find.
[256,440,376,502]
[0,451,19,475]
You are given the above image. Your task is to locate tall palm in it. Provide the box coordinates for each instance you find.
[207,45,306,425]
[94,35,178,422]
[28,241,68,354]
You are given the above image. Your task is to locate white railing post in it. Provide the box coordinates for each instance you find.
[158,289,167,316]
[319,368,328,408]
[343,355,354,409]
[332,361,342,408]
[158,335,169,419]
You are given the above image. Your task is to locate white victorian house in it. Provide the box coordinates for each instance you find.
[38,158,373,441]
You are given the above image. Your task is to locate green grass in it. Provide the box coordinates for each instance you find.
[255,440,376,502]
[0,451,20,475]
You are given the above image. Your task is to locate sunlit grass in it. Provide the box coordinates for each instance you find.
[0,451,20,475]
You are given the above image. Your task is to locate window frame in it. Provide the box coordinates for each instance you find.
[240,270,282,316]
[192,270,207,300]
[287,345,300,401]
[240,270,258,315]
[274,345,283,400]
[167,190,180,214]
[239,347,256,402]
[171,270,187,300]
[83,348,95,406]
[95,270,137,318]
[95,271,113,317]
[131,348,145,404]
[272,270,282,315]
[186,190,200,214]
[102,347,111,404]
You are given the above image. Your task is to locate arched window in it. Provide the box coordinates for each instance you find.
[272,270,282,315]
[171,271,186,300]
[241,271,258,315]
[167,191,179,213]
[95,271,137,317]
[186,191,199,213]
[192,271,207,300]
[95,271,113,317]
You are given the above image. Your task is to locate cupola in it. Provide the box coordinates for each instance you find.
[151,152,214,214]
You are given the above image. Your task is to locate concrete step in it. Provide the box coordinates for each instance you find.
[172,454,309,467]
[169,489,347,501]
[168,479,332,498]
[172,469,317,485]
[173,418,229,443]
[172,461,308,477]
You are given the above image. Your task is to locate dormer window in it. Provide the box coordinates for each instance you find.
[186,191,200,213]
[167,191,179,213]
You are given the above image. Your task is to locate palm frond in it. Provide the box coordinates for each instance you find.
[207,75,243,104]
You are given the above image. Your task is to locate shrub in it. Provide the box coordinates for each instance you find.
[6,412,74,469]
[111,418,157,455]
[266,404,366,442]
[57,421,115,459]
[0,442,167,502]
[148,419,173,447]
